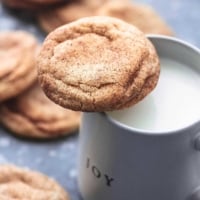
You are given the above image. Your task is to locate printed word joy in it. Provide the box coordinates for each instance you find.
[86,157,114,187]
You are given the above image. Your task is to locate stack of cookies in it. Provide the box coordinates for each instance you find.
[0,30,81,139]
[0,30,73,198]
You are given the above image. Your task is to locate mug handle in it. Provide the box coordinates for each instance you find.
[194,136,200,150]
[190,187,200,200]
[190,136,200,200]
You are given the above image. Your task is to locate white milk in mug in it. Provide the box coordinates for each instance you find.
[108,58,200,132]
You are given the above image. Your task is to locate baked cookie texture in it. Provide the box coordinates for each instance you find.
[37,16,160,112]
[0,83,81,139]
[97,1,173,35]
[0,31,38,102]
[0,165,69,200]
[2,0,66,10]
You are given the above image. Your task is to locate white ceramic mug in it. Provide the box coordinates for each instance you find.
[78,36,200,200]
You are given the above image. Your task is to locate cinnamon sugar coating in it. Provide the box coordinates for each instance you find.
[0,165,69,200]
[37,16,160,112]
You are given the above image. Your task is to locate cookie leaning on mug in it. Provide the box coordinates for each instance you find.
[0,83,81,139]
[0,164,69,200]
[37,16,160,112]
[0,31,38,102]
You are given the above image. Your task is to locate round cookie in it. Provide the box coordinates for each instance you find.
[0,83,81,139]
[0,165,69,200]
[0,31,38,102]
[37,16,160,112]
[97,1,173,35]
[2,0,66,10]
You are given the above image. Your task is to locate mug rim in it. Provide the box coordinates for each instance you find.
[105,112,200,136]
[105,35,200,136]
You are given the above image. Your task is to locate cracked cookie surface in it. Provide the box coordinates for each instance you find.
[0,31,38,102]
[0,83,81,139]
[0,165,69,200]
[37,16,160,112]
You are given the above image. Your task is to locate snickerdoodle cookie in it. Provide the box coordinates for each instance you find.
[0,165,69,200]
[2,0,66,10]
[37,16,160,112]
[97,1,173,35]
[0,31,38,102]
[0,83,80,139]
